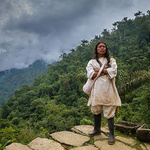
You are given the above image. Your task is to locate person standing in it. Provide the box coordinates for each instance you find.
[86,42,121,145]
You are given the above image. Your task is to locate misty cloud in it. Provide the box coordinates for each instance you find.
[0,0,150,71]
[4,0,100,35]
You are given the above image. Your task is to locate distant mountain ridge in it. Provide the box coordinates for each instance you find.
[0,59,48,106]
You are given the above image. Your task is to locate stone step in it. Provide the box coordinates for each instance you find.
[50,131,90,147]
[28,137,64,150]
[71,125,109,136]
[94,140,137,150]
[5,143,31,150]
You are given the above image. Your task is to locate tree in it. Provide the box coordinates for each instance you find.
[134,11,142,18]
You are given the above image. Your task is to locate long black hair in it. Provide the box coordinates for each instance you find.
[93,41,110,67]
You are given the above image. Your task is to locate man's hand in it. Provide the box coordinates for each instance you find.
[94,68,100,72]
[92,72,98,79]
[102,69,108,74]
[92,68,108,79]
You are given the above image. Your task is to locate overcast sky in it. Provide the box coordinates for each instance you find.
[0,0,150,71]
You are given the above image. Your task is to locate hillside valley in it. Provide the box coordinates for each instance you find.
[0,59,48,106]
[0,10,150,149]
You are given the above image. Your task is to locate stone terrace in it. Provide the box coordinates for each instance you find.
[5,125,150,150]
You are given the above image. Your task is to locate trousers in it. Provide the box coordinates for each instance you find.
[91,105,116,119]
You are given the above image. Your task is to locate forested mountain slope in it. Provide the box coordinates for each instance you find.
[0,11,150,149]
[0,59,48,106]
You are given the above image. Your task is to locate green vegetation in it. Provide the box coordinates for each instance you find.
[0,59,48,106]
[0,10,150,148]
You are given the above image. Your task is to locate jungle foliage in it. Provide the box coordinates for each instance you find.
[0,10,150,149]
[0,60,48,106]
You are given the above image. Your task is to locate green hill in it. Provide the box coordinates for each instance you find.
[0,10,150,149]
[0,59,48,106]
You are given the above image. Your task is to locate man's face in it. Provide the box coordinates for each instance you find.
[97,43,106,56]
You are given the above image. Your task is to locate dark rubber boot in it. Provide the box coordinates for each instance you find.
[108,117,115,145]
[89,113,101,136]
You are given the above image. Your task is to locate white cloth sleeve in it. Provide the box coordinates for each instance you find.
[106,58,117,79]
[86,60,95,79]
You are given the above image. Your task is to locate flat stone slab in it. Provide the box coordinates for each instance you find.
[28,137,64,150]
[71,145,99,150]
[116,136,136,146]
[140,143,150,150]
[144,143,150,150]
[101,127,109,135]
[94,140,137,150]
[5,143,31,150]
[71,125,109,136]
[71,125,94,135]
[50,131,90,146]
[93,133,108,141]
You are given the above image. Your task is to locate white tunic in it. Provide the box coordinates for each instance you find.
[86,57,121,107]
